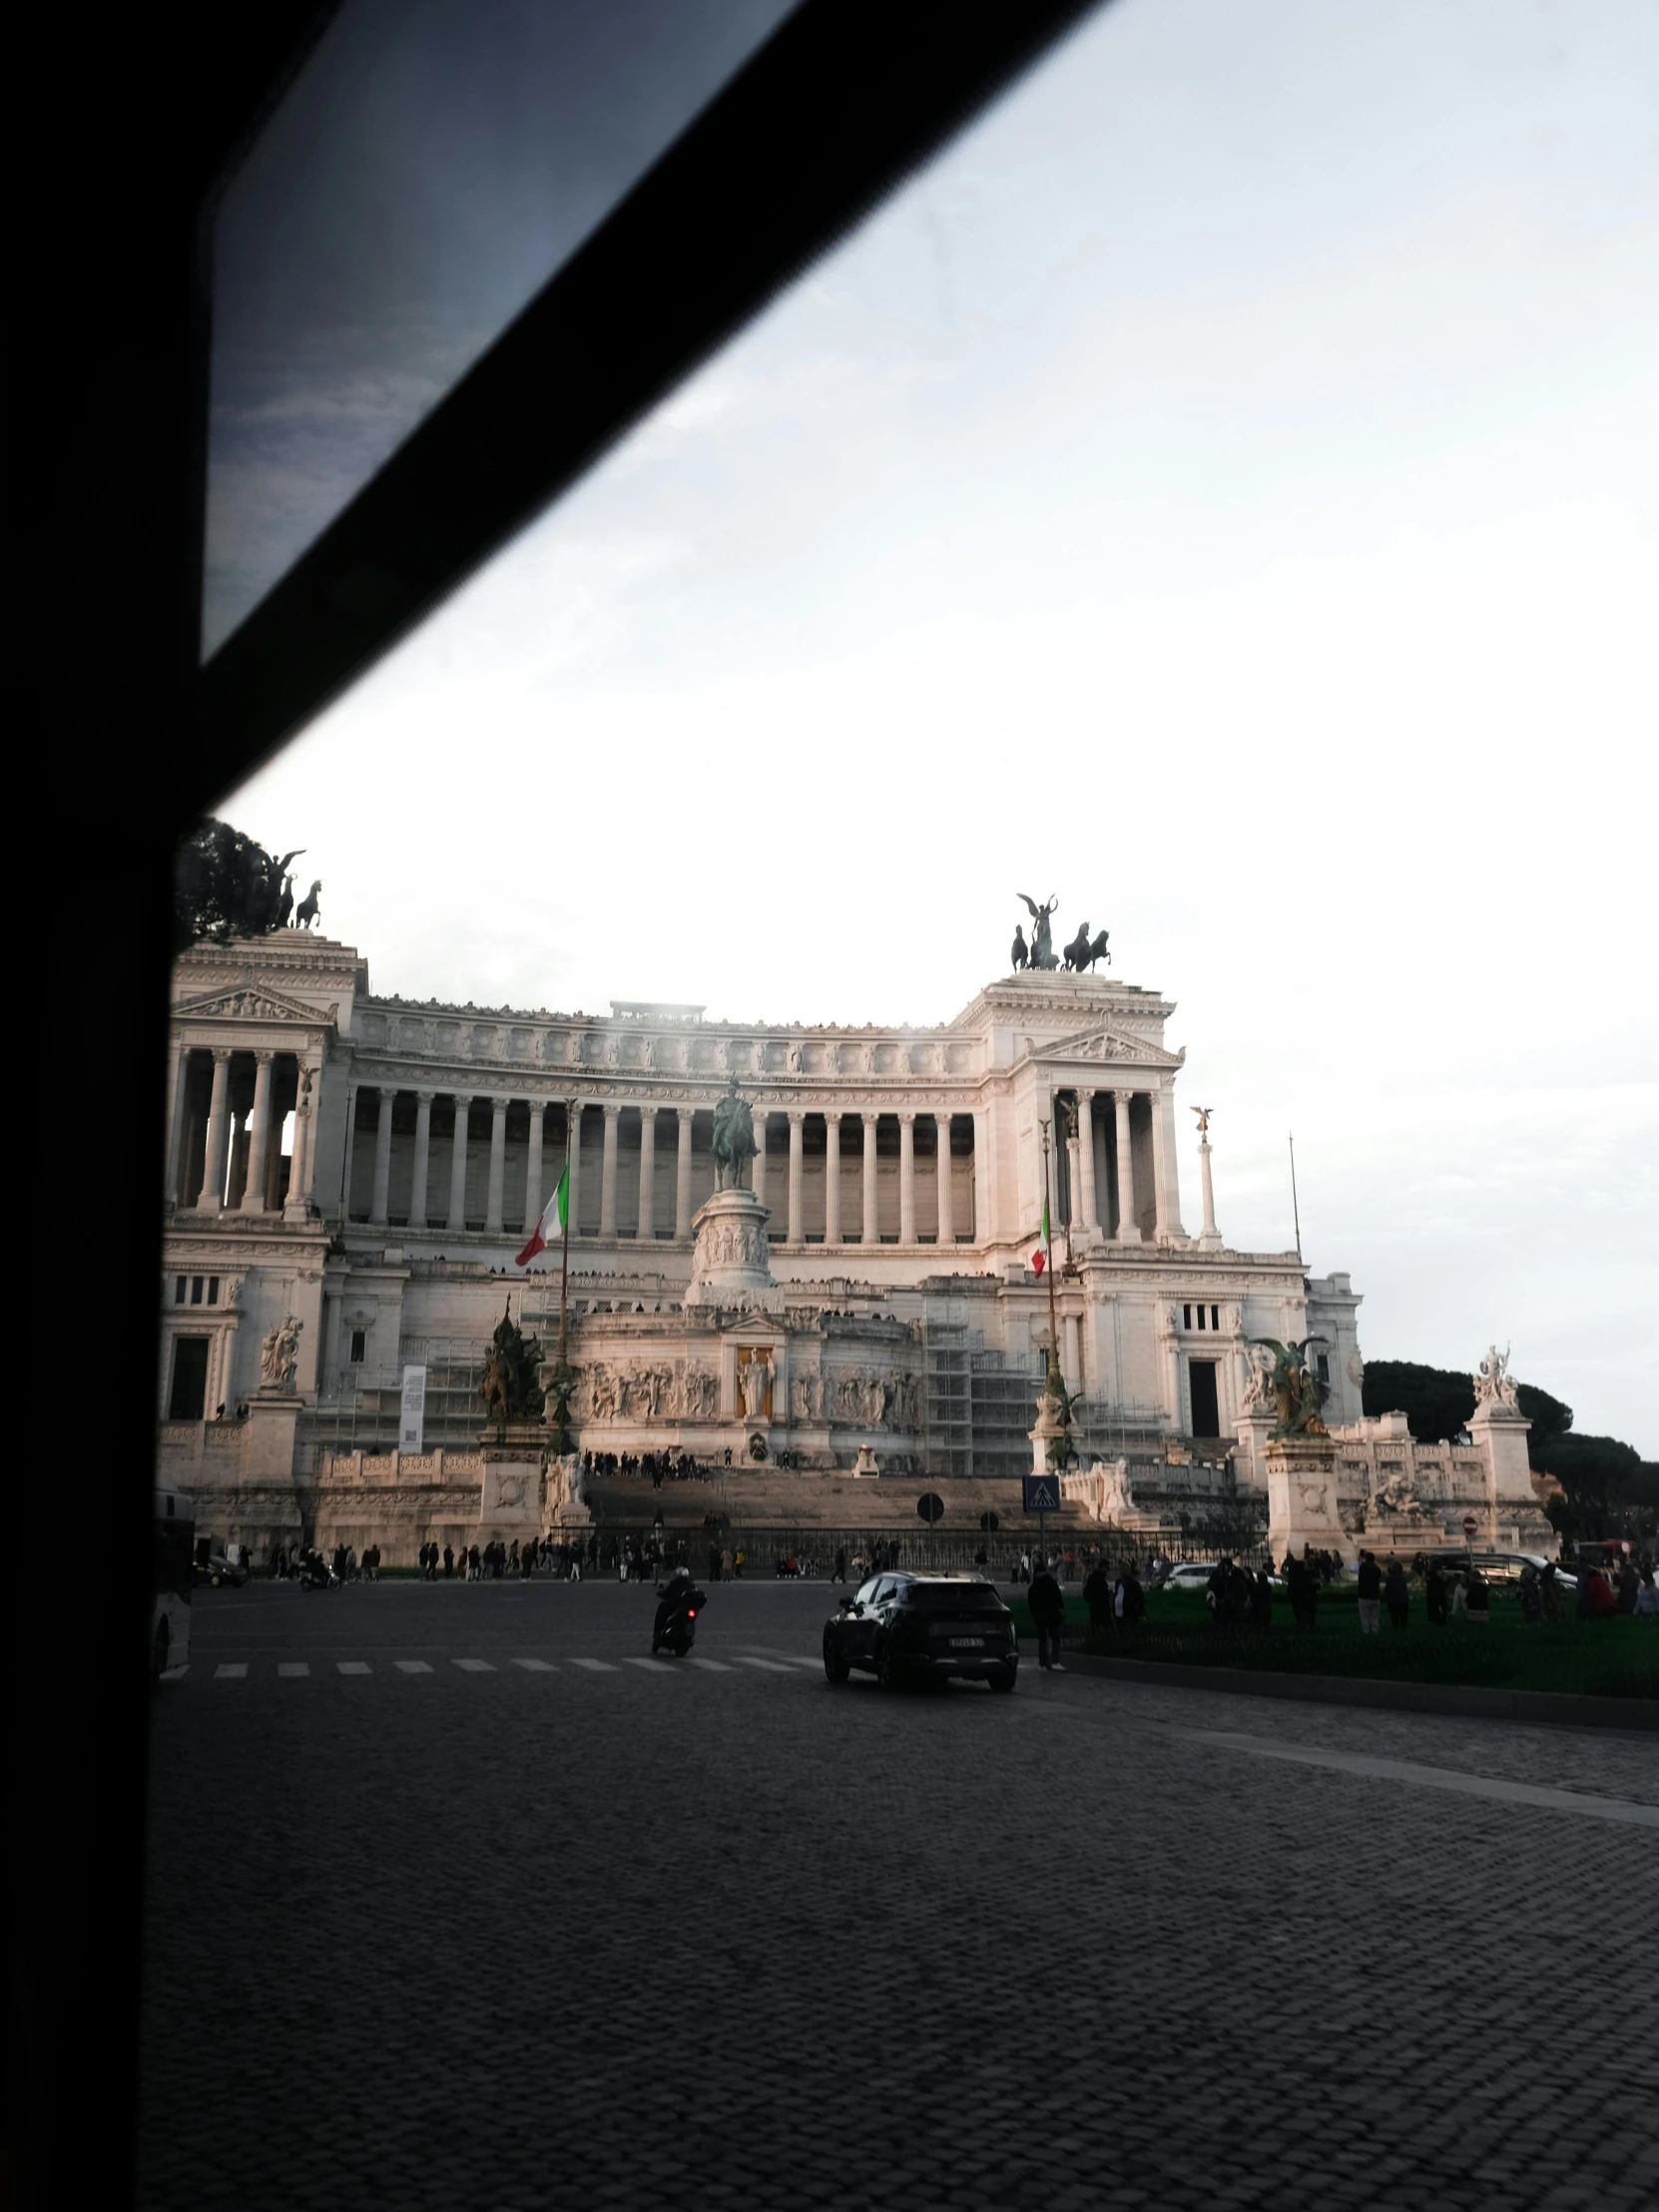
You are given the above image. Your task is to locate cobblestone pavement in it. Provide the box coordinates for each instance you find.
[138,1581,1658,2212]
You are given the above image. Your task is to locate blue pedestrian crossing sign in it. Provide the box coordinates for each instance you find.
[1022,1473,1061,1513]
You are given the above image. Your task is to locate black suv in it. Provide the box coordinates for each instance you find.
[823,1573,1018,1692]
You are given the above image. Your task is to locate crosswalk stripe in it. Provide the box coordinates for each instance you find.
[453,1658,495,1673]
[336,1661,371,1676]
[735,1657,794,1674]
[685,1657,735,1672]
[513,1658,557,1672]
[568,1658,617,1672]
[626,1656,679,1671]
[276,1663,309,1678]
[394,1660,433,1674]
[215,1663,248,1679]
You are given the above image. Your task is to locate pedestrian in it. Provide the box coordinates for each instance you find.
[1634,1567,1658,1616]
[1384,1557,1409,1631]
[1250,1565,1274,1633]
[833,1546,847,1585]
[443,1543,454,1579]
[1464,1566,1490,1625]
[1518,1564,1541,1625]
[1539,1561,1562,1622]
[1083,1557,1113,1635]
[1450,1570,1468,1620]
[1356,1551,1382,1635]
[1286,1552,1318,1635]
[1028,1557,1065,1672]
[1615,1559,1639,1615]
[1425,1559,1448,1626]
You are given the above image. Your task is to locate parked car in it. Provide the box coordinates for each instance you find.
[1160,1562,1221,1590]
[1423,1550,1576,1591]
[824,1574,1018,1692]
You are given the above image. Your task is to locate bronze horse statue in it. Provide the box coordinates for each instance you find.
[1062,922,1110,971]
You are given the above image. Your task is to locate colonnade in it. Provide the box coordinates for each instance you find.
[169,1043,315,1218]
[347,1091,975,1247]
[1057,1084,1185,1244]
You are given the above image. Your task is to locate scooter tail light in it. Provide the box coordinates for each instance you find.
[687,1608,697,1619]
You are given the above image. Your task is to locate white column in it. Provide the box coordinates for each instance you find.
[973,1107,993,1247]
[240,1051,276,1213]
[1076,1090,1098,1240]
[675,1106,693,1238]
[1153,1083,1186,1240]
[486,1097,509,1233]
[934,1112,954,1246]
[824,1113,842,1245]
[1114,1090,1140,1243]
[861,1113,879,1245]
[637,1107,657,1240]
[898,1113,916,1244]
[1198,1128,1220,1245]
[788,1112,805,1244]
[753,1111,767,1210]
[285,1058,317,1220]
[198,1048,233,1212]
[448,1095,472,1231]
[523,1101,544,1234]
[1063,1312,1082,1387]
[1065,1118,1082,1245]
[164,1042,191,1206]
[409,1090,433,1227]
[567,1102,584,1237]
[370,1086,396,1227]
[599,1103,620,1238]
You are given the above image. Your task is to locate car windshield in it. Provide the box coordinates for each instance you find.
[902,1584,1005,1613]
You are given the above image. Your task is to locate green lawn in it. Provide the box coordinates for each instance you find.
[1005,1586,1659,1700]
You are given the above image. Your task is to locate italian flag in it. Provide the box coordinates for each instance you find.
[1032,1194,1050,1273]
[515,1162,568,1266]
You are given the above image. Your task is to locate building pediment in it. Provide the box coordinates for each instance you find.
[1040,1023,1184,1070]
[173,980,338,1030]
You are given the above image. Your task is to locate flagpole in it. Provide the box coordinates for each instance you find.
[1040,1116,1059,1371]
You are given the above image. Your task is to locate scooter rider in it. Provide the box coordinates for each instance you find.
[652,1561,698,1653]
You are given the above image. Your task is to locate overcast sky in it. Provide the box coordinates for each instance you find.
[220,0,1658,1450]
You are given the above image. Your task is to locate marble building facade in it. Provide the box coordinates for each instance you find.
[154,932,1544,1558]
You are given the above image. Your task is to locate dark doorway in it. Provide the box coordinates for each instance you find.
[169,1338,210,1420]
[1189,1360,1220,1439]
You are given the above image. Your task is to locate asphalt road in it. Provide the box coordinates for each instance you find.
[137,1578,1658,2211]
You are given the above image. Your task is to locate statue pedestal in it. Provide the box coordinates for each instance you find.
[479,1421,545,1530]
[1029,1381,1071,1476]
[545,1451,591,1529]
[245,1390,301,1482]
[852,1444,880,1478]
[1263,1433,1351,1565]
[684,1188,783,1315]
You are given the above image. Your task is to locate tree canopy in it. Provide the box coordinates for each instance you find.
[174,820,298,953]
[1361,1360,1474,1442]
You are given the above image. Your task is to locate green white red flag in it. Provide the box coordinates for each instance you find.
[515,1162,568,1266]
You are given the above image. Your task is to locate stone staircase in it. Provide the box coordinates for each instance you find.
[581,1467,1093,1535]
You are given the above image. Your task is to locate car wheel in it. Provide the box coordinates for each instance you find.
[988,1665,1016,1694]
[875,1641,902,1693]
[823,1629,849,1684]
[151,1619,170,1681]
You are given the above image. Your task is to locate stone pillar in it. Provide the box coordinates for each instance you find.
[934,1113,954,1246]
[486,1097,509,1233]
[409,1090,434,1228]
[637,1106,657,1240]
[448,1095,472,1231]
[824,1113,842,1244]
[164,1042,191,1206]
[1154,1083,1186,1240]
[1065,1116,1082,1245]
[523,1101,544,1234]
[675,1106,693,1239]
[1114,1091,1140,1243]
[599,1103,620,1238]
[1076,1090,1098,1240]
[897,1113,916,1244]
[973,1107,993,1246]
[240,1051,276,1213]
[1063,1312,1082,1388]
[1197,1125,1220,1248]
[753,1111,767,1211]
[285,1058,317,1220]
[567,1103,584,1237]
[198,1048,233,1212]
[370,1086,396,1227]
[861,1113,879,1245]
[788,1112,805,1244]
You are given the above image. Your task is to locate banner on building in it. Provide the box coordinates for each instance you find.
[399,1365,427,1454]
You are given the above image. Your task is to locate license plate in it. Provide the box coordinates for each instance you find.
[948,1636,983,1648]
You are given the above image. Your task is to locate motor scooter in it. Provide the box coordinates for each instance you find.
[651,1578,707,1656]
[296,1550,337,1590]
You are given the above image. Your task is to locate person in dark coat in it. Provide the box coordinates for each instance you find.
[1425,1560,1448,1626]
[1083,1559,1113,1634]
[1384,1557,1409,1631]
[1028,1560,1066,1671]
[1250,1566,1274,1633]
